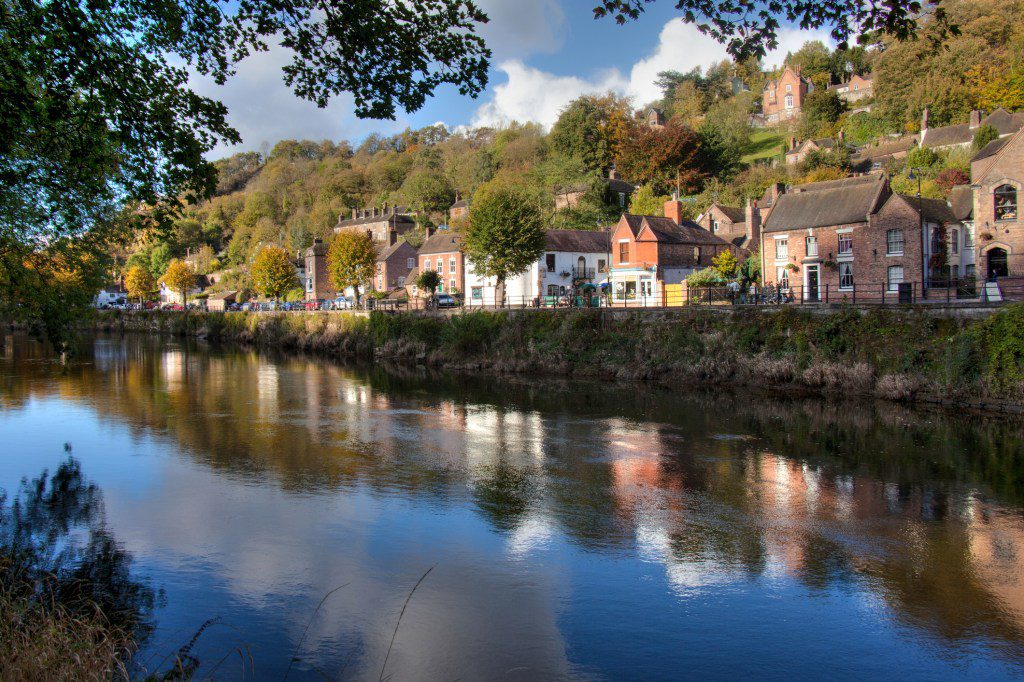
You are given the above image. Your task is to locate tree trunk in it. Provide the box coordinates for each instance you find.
[497,277,506,308]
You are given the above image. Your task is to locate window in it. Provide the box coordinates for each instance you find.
[545,253,556,272]
[785,95,794,109]
[619,242,629,263]
[436,258,444,274]
[471,286,483,300]
[951,229,959,254]
[598,258,607,272]
[930,227,943,255]
[775,238,788,259]
[886,229,904,255]
[449,279,456,291]
[407,257,414,268]
[786,84,792,93]
[950,264,959,278]
[964,227,974,248]
[398,277,405,286]
[693,247,702,262]
[995,184,1017,221]
[887,266,904,291]
[776,267,789,287]
[769,89,776,100]
[839,262,854,290]
[838,233,853,256]
[547,284,559,297]
[640,279,653,297]
[618,192,626,207]
[806,236,818,257]
[449,257,457,272]
[711,220,719,234]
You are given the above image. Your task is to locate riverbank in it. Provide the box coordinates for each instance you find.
[92,306,1024,412]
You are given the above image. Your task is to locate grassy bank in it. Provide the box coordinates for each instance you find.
[94,306,1024,410]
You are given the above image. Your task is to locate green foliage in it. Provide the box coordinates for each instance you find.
[416,269,441,295]
[712,250,739,279]
[327,231,376,303]
[630,184,671,216]
[906,146,941,170]
[800,90,845,137]
[973,124,1000,151]
[250,245,299,300]
[464,182,547,292]
[549,97,613,175]
[685,267,726,287]
[399,171,454,215]
[964,304,1024,393]
[842,112,901,147]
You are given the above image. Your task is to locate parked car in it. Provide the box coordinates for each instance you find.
[330,297,353,310]
[435,293,460,308]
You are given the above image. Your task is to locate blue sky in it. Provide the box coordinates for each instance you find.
[193,1,834,158]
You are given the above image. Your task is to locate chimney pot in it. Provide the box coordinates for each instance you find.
[664,198,684,225]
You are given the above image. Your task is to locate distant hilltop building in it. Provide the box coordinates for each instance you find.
[761,66,812,125]
[828,74,873,103]
[334,205,416,243]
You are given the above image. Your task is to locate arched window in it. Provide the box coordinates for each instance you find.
[995,184,1017,221]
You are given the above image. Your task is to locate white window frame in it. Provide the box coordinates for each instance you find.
[886,229,904,256]
[887,265,904,292]
[407,257,414,268]
[774,237,788,260]
[951,229,959,254]
[436,258,444,274]
[785,94,794,109]
[838,262,854,290]
[805,235,818,258]
[837,231,853,258]
[449,256,457,271]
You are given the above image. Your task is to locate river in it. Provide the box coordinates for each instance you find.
[2,333,1024,680]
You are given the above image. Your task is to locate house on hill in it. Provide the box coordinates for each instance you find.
[334,205,417,243]
[761,66,812,125]
[828,74,873,103]
[968,125,1024,280]
[554,167,636,211]
[785,134,848,165]
[919,108,1024,151]
[417,229,465,295]
[696,199,764,254]
[851,136,918,173]
[609,198,736,305]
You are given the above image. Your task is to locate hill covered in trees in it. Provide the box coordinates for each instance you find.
[120,0,1024,290]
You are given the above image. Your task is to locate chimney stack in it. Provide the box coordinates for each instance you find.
[969,110,982,129]
[351,208,357,220]
[388,229,398,246]
[745,197,761,248]
[837,130,845,143]
[425,225,436,239]
[663,197,684,225]
[921,107,930,131]
[790,137,798,151]
[609,166,621,181]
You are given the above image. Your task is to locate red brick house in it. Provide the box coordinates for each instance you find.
[304,239,336,301]
[760,174,963,299]
[608,199,736,305]
[417,230,465,295]
[762,66,811,124]
[374,236,417,293]
[970,125,1024,279]
[696,197,765,254]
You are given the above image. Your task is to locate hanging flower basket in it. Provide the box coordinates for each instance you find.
[786,263,800,272]
[823,260,838,270]
[980,231,994,241]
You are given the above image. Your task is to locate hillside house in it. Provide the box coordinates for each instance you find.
[828,74,873,103]
[696,198,763,253]
[304,239,335,301]
[919,108,1024,151]
[334,205,417,242]
[554,167,636,211]
[609,199,735,305]
[785,135,846,165]
[761,66,811,125]
[851,136,918,173]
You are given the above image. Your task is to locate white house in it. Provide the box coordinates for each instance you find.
[465,229,611,306]
[94,284,127,307]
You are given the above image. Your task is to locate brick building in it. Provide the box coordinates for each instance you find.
[696,198,763,253]
[334,205,416,242]
[374,236,417,293]
[828,74,873,103]
[761,66,811,125]
[417,229,465,295]
[608,199,735,305]
[970,126,1024,279]
[304,239,335,301]
[761,174,965,298]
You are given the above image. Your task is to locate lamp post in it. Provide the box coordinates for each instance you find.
[908,167,926,293]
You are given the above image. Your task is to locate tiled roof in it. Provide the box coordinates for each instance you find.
[896,194,957,224]
[418,231,463,255]
[971,136,1010,163]
[544,229,610,253]
[712,204,746,223]
[922,123,972,149]
[981,108,1024,136]
[948,185,973,222]
[337,208,415,228]
[764,174,888,232]
[377,240,414,261]
[632,215,732,246]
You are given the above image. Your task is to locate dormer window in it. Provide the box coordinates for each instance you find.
[786,84,792,93]
[995,184,1017,221]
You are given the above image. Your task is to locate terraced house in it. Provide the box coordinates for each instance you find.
[760,175,966,299]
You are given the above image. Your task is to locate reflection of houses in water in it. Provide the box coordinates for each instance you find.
[256,363,280,418]
[161,350,185,387]
[968,501,1024,632]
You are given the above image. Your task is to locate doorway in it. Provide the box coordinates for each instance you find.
[987,248,1008,280]
[804,264,820,302]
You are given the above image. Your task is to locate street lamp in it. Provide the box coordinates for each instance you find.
[908,167,926,291]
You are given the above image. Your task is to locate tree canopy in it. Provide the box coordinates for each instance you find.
[161,260,196,303]
[327,231,376,303]
[250,246,299,300]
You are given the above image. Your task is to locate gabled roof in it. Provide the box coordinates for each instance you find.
[981,108,1024,136]
[763,174,888,232]
[922,123,972,149]
[971,136,1010,163]
[948,185,973,222]
[418,231,463,255]
[852,136,918,161]
[544,229,610,253]
[377,239,415,261]
[894,194,957,224]
[709,203,746,223]
[971,125,1024,182]
[209,290,239,301]
[626,215,732,246]
[450,199,468,209]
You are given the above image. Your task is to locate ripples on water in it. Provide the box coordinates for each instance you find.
[1,333,1024,680]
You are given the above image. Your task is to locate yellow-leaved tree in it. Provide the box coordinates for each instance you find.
[327,232,376,305]
[161,260,196,306]
[124,265,156,305]
[250,245,298,301]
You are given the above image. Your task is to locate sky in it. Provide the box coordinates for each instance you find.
[192,1,835,159]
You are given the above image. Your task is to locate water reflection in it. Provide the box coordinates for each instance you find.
[1,334,1024,679]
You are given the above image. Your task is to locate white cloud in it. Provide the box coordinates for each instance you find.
[764,26,837,69]
[470,60,626,129]
[190,43,408,158]
[623,19,735,105]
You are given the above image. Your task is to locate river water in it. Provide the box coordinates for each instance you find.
[2,333,1024,680]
